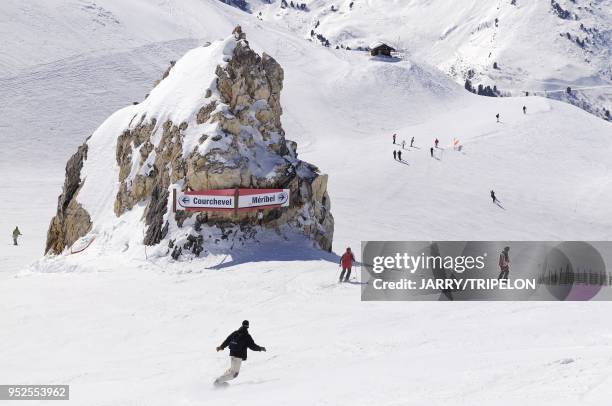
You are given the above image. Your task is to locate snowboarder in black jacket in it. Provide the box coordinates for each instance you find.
[215,320,266,384]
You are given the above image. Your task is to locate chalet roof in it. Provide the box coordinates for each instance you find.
[370,41,396,51]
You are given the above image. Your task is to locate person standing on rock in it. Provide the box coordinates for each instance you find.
[339,247,356,283]
[12,226,22,246]
[215,320,266,386]
[498,246,510,280]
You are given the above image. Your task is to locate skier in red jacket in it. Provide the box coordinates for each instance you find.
[339,247,356,283]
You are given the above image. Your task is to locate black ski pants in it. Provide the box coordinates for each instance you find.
[340,267,352,282]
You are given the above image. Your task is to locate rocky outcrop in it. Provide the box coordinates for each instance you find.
[45,144,92,254]
[143,184,169,245]
[46,27,334,256]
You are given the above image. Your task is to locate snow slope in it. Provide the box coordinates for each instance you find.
[1,1,612,405]
[3,261,612,405]
[255,0,612,119]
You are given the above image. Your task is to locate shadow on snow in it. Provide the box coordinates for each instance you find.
[208,237,340,270]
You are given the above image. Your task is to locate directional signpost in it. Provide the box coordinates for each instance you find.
[237,188,290,210]
[173,188,290,212]
[176,189,236,211]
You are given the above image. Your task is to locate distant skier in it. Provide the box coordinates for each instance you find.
[402,140,406,149]
[393,150,397,160]
[496,113,500,122]
[397,150,402,161]
[490,190,497,203]
[434,138,439,148]
[430,147,434,158]
[498,246,510,280]
[410,136,414,147]
[339,247,356,282]
[392,133,396,144]
[215,320,266,385]
[522,105,527,114]
[12,226,21,246]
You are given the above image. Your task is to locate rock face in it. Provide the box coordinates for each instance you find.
[45,143,92,254]
[46,28,334,256]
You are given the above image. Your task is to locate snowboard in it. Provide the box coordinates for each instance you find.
[213,380,229,389]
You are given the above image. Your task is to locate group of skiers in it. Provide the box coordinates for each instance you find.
[496,105,528,123]
[392,134,415,162]
[393,133,446,161]
[394,134,506,203]
[393,133,445,161]
[391,104,532,203]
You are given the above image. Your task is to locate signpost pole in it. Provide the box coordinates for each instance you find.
[233,187,239,216]
[172,188,177,213]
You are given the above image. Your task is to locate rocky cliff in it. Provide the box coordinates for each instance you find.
[46,27,333,257]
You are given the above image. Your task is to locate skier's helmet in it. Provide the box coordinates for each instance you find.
[242,320,249,328]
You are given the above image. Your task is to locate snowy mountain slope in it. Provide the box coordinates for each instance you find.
[253,0,612,120]
[0,38,200,171]
[0,0,232,75]
[3,261,612,405]
[1,0,465,271]
[1,2,612,405]
[2,0,611,269]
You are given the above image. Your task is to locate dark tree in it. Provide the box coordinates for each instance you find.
[464,79,474,92]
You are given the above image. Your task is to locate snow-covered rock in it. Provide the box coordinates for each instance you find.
[45,27,334,256]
